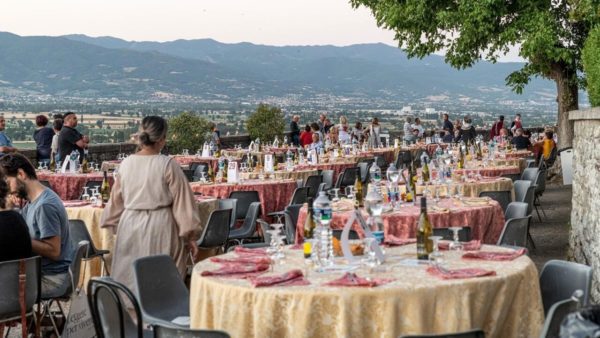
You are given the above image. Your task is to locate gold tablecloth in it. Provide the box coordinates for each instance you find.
[66,197,218,287]
[190,245,543,338]
[406,177,514,199]
[239,169,318,182]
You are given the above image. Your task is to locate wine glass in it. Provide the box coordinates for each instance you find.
[448,227,464,251]
[362,237,378,268]
[428,235,444,259]
[82,187,90,201]
[331,188,340,202]
[94,163,100,172]
[345,186,355,200]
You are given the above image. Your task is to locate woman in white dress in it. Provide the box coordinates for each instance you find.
[101,116,201,292]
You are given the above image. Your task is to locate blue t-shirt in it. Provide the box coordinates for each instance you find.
[0,131,13,156]
[23,188,73,274]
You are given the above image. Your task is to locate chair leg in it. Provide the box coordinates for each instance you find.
[534,204,543,222]
[100,256,110,276]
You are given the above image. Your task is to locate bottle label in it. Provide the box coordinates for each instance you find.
[314,207,332,222]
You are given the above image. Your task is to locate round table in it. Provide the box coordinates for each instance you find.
[240,169,318,182]
[391,177,514,199]
[296,197,505,244]
[190,245,543,337]
[38,171,113,200]
[189,179,297,216]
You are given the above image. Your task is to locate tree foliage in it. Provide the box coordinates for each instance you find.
[246,104,285,143]
[583,26,600,106]
[167,111,211,154]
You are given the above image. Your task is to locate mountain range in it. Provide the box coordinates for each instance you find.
[0,31,556,105]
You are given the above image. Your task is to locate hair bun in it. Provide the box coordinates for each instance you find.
[139,131,152,145]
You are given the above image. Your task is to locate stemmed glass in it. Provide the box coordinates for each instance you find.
[267,223,286,267]
[428,235,444,260]
[82,187,90,201]
[55,161,62,173]
[448,227,464,251]
[331,188,340,202]
[94,163,100,172]
[345,186,355,200]
[362,237,378,268]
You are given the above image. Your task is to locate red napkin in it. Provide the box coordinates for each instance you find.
[200,263,270,278]
[62,200,91,207]
[462,248,527,261]
[211,256,272,265]
[234,246,268,256]
[324,272,394,287]
[250,269,310,287]
[438,240,482,251]
[384,235,416,247]
[426,266,496,280]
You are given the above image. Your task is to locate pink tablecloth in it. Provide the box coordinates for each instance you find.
[38,171,114,200]
[189,179,297,216]
[293,162,357,182]
[296,198,505,244]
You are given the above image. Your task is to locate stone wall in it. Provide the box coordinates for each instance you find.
[569,107,600,302]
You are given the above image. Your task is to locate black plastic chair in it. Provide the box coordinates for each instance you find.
[268,187,309,222]
[304,175,323,198]
[283,204,303,244]
[193,164,208,181]
[400,329,485,338]
[479,190,511,213]
[504,202,528,220]
[228,190,260,222]
[539,290,583,338]
[433,227,472,242]
[197,209,232,252]
[514,180,535,216]
[133,255,190,328]
[497,216,531,247]
[189,162,208,173]
[375,155,387,169]
[321,170,334,191]
[395,150,412,170]
[539,260,592,315]
[88,277,151,338]
[332,229,360,240]
[182,168,195,182]
[334,167,360,190]
[0,256,41,338]
[228,202,261,245]
[69,219,110,276]
[218,198,237,229]
[153,323,230,338]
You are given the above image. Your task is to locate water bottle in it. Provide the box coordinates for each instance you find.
[369,158,382,184]
[313,191,333,267]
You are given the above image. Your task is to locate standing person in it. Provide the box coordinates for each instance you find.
[403,117,416,143]
[0,154,73,298]
[323,118,333,134]
[412,118,425,138]
[0,172,32,262]
[338,124,351,144]
[58,112,89,162]
[459,117,477,143]
[510,114,523,135]
[317,114,326,131]
[101,116,202,293]
[367,117,382,148]
[442,113,454,133]
[352,122,364,143]
[210,123,220,151]
[299,125,313,147]
[51,118,63,163]
[490,115,505,139]
[289,115,300,146]
[33,115,54,166]
[454,119,462,132]
[0,116,17,156]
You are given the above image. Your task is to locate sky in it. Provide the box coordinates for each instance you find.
[0,0,523,62]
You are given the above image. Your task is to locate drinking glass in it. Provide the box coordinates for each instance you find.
[362,237,378,268]
[82,187,90,201]
[331,188,340,202]
[428,235,443,259]
[345,186,355,200]
[56,161,62,173]
[448,227,464,251]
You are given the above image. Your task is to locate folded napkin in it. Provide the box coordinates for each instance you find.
[62,200,92,208]
[462,248,527,261]
[384,235,416,247]
[200,263,270,277]
[438,240,482,251]
[234,246,268,256]
[324,272,394,287]
[250,269,310,287]
[211,256,272,265]
[426,266,496,280]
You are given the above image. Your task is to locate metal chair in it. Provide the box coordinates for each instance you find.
[358,161,372,184]
[400,329,485,338]
[268,187,309,222]
[0,256,41,338]
[433,227,472,242]
[228,202,261,245]
[218,198,237,229]
[520,167,539,184]
[197,209,232,252]
[504,202,528,220]
[153,323,230,338]
[321,170,334,191]
[228,190,260,222]
[133,255,190,328]
[539,260,593,315]
[479,190,511,213]
[88,277,151,338]
[283,204,303,244]
[69,219,110,276]
[539,290,583,338]
[304,174,323,198]
[395,150,412,170]
[496,216,531,248]
[332,229,360,240]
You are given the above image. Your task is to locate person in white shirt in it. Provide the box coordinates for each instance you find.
[50,118,63,162]
[338,125,351,144]
[403,117,416,143]
[308,133,323,151]
[412,118,425,138]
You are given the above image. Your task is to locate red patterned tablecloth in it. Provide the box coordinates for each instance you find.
[293,162,357,182]
[296,197,505,244]
[189,179,297,216]
[38,171,114,200]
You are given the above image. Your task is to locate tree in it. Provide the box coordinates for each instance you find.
[246,104,285,143]
[583,26,600,106]
[167,111,211,154]
[350,0,596,149]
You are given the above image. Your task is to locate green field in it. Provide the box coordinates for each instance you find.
[13,141,37,150]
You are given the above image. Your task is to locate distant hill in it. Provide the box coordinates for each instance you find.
[0,31,556,103]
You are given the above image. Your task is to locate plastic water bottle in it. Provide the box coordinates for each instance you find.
[313,191,333,267]
[369,158,382,184]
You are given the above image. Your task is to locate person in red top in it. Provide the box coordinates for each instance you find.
[510,114,522,135]
[299,125,313,147]
[490,115,505,139]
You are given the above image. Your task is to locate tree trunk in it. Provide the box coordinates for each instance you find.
[554,69,579,150]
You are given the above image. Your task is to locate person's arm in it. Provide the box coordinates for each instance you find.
[100,175,125,233]
[0,146,16,153]
[31,236,61,260]
[32,204,64,260]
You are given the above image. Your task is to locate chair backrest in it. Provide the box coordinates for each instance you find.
[479,190,511,213]
[182,169,195,182]
[190,162,208,173]
[535,169,547,195]
[218,198,237,229]
[228,191,260,221]
[399,329,485,338]
[69,241,90,295]
[0,256,41,321]
[88,277,144,338]
[257,219,271,244]
[514,179,532,203]
[395,151,412,169]
[521,167,539,184]
[290,187,310,205]
[545,146,558,168]
[504,202,529,219]
[497,216,531,247]
[238,202,261,237]
[358,162,372,183]
[153,323,230,338]
[304,175,323,198]
[198,209,232,249]
[133,255,190,324]
[283,204,303,244]
[337,167,359,189]
[332,229,360,240]
[539,291,582,338]
[80,180,103,199]
[432,227,472,242]
[193,164,208,180]
[539,260,593,315]
[69,219,101,257]
[321,170,334,190]
[375,155,387,169]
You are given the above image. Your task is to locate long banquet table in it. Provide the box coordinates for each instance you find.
[38,171,114,201]
[190,244,544,337]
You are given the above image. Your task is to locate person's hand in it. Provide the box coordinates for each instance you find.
[8,193,23,209]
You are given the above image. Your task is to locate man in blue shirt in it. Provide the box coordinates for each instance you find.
[0,153,73,298]
[0,116,17,156]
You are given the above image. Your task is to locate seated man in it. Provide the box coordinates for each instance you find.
[510,128,531,150]
[308,133,324,151]
[0,154,73,298]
